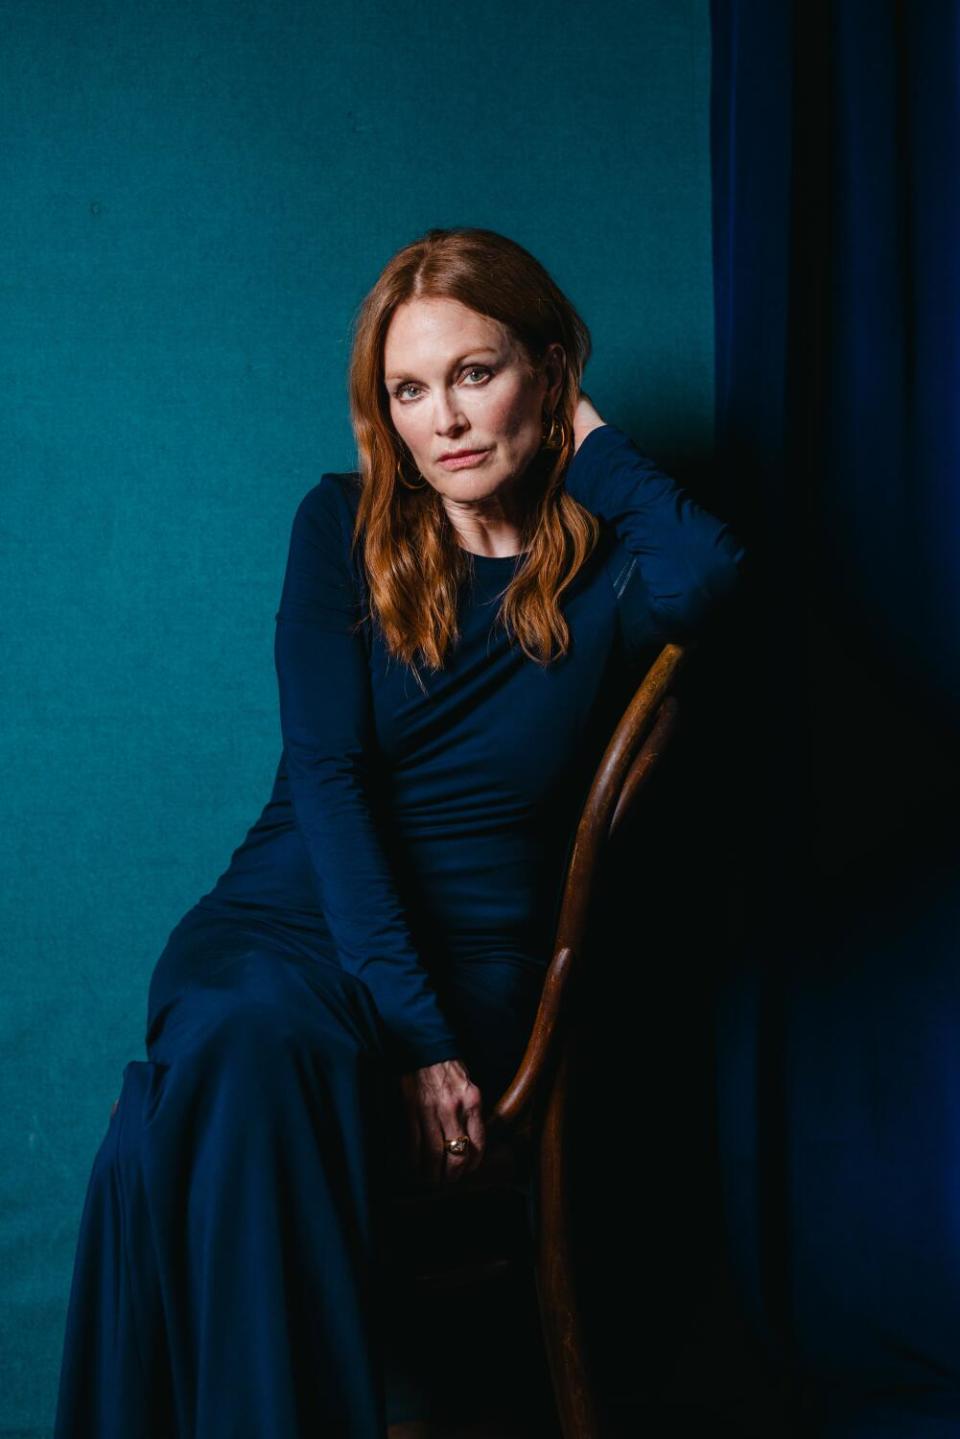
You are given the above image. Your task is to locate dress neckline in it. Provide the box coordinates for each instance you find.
[464,550,526,564]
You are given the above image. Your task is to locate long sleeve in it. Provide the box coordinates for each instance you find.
[563,422,747,640]
[273,475,462,1074]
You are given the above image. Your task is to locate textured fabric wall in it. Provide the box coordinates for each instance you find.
[1,2,714,1431]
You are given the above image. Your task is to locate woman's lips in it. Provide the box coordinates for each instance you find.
[438,448,491,470]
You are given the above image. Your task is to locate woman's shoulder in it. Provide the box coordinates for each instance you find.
[290,473,370,616]
[297,470,362,524]
[290,473,365,572]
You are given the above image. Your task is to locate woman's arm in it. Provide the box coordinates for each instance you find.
[565,392,747,640]
[274,476,462,1075]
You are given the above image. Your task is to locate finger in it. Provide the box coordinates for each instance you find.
[462,1098,485,1177]
[424,1108,448,1186]
[443,1089,481,1183]
[443,1125,472,1182]
[437,1090,474,1185]
[415,1097,437,1184]
[454,1089,485,1178]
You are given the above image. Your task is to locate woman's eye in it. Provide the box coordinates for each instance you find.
[393,366,492,403]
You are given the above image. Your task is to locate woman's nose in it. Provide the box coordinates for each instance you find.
[433,396,467,434]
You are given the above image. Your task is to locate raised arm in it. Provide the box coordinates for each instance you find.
[563,395,747,640]
[273,475,461,1075]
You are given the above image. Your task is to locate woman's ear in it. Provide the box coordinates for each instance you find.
[544,341,566,409]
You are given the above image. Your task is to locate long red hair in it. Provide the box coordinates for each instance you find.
[347,226,601,685]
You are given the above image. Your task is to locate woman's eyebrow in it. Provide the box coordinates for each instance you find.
[385,348,500,383]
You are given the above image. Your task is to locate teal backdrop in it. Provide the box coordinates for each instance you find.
[1,2,714,1431]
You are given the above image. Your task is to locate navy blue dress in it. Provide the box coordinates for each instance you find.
[53,423,746,1437]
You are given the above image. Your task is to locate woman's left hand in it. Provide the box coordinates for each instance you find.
[399,1057,485,1185]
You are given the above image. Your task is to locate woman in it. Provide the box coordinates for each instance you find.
[53,226,746,1438]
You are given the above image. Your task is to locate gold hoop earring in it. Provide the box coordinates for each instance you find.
[541,410,566,451]
[397,458,428,490]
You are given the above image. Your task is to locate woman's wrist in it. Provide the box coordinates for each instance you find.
[573,391,607,452]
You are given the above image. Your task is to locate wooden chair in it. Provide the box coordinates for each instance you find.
[385,639,692,1438]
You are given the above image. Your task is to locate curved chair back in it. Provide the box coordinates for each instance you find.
[486,639,690,1150]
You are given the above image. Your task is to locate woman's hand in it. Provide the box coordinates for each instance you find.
[573,390,607,453]
[399,1058,485,1185]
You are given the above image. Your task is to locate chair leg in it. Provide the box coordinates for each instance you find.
[532,1044,602,1439]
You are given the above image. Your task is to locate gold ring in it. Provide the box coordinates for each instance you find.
[444,1134,470,1156]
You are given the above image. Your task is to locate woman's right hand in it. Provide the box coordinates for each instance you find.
[399,1058,485,1184]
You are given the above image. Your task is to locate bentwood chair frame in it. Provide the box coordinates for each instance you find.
[387,639,692,1438]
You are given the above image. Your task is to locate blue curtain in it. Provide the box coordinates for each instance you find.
[709,3,960,1435]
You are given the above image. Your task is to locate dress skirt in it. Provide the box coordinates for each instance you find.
[52,905,546,1438]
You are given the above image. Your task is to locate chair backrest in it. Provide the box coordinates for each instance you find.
[486,639,691,1148]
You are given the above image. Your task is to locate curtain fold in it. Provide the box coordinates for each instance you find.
[709,3,960,1434]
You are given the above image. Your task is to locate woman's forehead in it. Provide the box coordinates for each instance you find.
[385,299,506,354]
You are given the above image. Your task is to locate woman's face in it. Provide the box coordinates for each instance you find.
[383,296,563,515]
